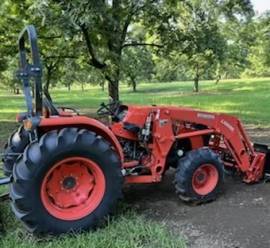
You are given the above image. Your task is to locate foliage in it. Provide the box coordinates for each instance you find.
[0,0,269,97]
[34,0,181,100]
[243,12,270,77]
[0,0,80,97]
[152,0,254,91]
[121,46,154,91]
[179,0,227,91]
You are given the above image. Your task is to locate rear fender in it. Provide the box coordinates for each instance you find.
[38,116,124,162]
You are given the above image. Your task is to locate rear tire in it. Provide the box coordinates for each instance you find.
[174,148,224,204]
[2,126,29,176]
[10,128,123,234]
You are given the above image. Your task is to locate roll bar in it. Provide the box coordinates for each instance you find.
[17,25,42,116]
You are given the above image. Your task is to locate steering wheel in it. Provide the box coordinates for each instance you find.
[97,101,120,118]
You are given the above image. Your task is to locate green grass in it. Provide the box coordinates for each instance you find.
[0,204,185,248]
[0,77,270,247]
[1,77,270,126]
[53,77,270,125]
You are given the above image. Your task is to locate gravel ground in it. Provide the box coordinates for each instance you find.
[124,126,270,248]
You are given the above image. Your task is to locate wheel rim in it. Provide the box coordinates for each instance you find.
[192,164,219,196]
[41,157,106,221]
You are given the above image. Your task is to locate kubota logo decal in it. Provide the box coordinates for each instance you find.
[197,113,215,120]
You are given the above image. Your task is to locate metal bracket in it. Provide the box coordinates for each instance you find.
[17,25,43,116]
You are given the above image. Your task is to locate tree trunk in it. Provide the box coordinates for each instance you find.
[193,65,199,92]
[81,82,84,92]
[108,78,119,101]
[105,64,120,101]
[100,82,105,91]
[193,77,199,92]
[130,77,137,92]
[68,84,71,91]
[13,88,20,94]
[44,67,52,101]
[215,75,221,85]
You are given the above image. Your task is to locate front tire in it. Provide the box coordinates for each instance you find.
[10,128,123,234]
[174,148,224,204]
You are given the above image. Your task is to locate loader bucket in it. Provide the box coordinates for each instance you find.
[254,143,270,175]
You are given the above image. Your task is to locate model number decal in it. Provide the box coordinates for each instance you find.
[197,113,215,120]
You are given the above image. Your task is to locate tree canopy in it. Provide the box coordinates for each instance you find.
[0,0,269,98]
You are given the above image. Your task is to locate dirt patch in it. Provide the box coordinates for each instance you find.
[125,173,270,248]
[245,124,270,146]
[124,127,270,248]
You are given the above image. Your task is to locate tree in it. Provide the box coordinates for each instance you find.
[214,12,256,81]
[59,57,105,92]
[0,0,256,98]
[243,12,270,77]
[0,0,32,91]
[40,38,78,99]
[121,46,154,91]
[154,0,254,91]
[36,0,188,101]
[0,0,79,98]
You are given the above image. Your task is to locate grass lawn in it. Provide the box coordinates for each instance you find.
[55,77,270,125]
[0,206,185,248]
[0,77,270,247]
[1,77,270,127]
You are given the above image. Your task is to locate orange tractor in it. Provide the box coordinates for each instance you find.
[1,25,270,234]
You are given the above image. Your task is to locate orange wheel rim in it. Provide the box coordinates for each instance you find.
[192,164,219,196]
[41,157,106,221]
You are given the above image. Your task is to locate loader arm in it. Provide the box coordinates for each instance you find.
[168,107,266,182]
[114,105,266,184]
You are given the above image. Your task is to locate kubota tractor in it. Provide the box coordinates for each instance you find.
[1,25,270,234]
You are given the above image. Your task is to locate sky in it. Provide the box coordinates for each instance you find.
[251,0,270,14]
